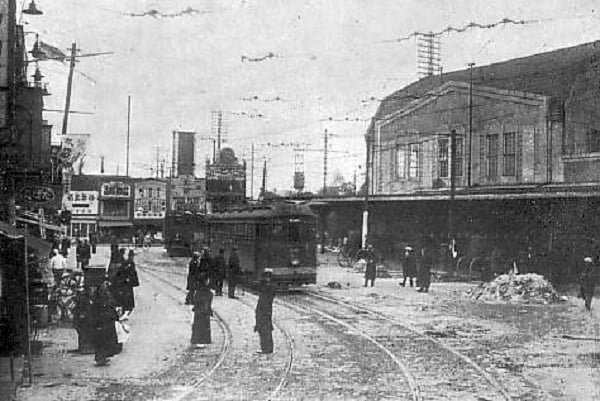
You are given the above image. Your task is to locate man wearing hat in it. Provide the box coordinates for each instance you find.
[254,269,275,354]
[185,251,202,305]
[400,246,417,287]
[580,257,597,311]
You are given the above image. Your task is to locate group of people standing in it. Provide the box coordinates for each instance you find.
[399,236,436,293]
[83,244,139,366]
[185,246,274,354]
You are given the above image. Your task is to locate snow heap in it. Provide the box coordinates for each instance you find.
[467,273,562,304]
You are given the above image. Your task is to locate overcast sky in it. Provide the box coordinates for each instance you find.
[21,0,600,196]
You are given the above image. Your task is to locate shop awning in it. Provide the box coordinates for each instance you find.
[15,216,64,232]
[0,221,53,255]
[98,221,133,228]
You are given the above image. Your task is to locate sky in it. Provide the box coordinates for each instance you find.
[19,0,600,196]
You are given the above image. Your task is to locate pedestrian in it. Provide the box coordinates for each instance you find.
[213,248,226,296]
[50,248,67,284]
[227,246,242,299]
[579,257,598,311]
[200,247,215,289]
[254,269,275,354]
[90,279,119,366]
[110,237,119,260]
[75,238,83,269]
[90,232,97,254]
[417,236,435,293]
[81,239,92,271]
[186,251,202,304]
[400,246,417,287]
[363,245,376,287]
[112,250,139,313]
[61,236,71,258]
[190,274,213,349]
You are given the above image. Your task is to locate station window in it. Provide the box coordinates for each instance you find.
[503,132,516,176]
[438,139,449,178]
[487,134,499,178]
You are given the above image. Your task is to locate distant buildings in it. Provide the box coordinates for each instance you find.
[205,147,246,212]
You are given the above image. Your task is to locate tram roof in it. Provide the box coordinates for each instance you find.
[207,202,316,221]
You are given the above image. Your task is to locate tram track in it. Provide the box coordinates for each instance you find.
[139,263,294,401]
[293,289,514,401]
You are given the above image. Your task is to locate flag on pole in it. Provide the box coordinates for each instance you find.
[31,40,67,62]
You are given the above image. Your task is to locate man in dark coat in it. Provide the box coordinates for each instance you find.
[580,257,598,311]
[75,238,83,269]
[89,232,97,254]
[81,239,92,271]
[255,269,275,354]
[200,248,215,290]
[186,252,202,305]
[90,279,118,366]
[227,247,241,299]
[213,248,226,296]
[363,245,376,287]
[400,246,417,287]
[61,236,71,258]
[418,236,435,293]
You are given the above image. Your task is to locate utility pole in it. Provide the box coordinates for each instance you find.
[61,43,77,136]
[260,158,267,197]
[448,129,457,259]
[362,138,371,249]
[250,143,255,200]
[468,62,475,186]
[155,146,160,179]
[323,129,328,194]
[126,95,131,176]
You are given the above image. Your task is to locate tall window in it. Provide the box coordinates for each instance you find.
[408,143,419,178]
[503,132,516,176]
[438,139,449,178]
[396,145,406,179]
[487,134,499,178]
[454,138,463,177]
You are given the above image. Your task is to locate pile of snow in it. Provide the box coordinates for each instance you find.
[467,273,562,304]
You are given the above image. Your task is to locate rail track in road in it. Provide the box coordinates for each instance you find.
[139,264,294,401]
[291,289,516,401]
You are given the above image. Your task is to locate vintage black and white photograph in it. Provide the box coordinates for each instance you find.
[0,0,599,400]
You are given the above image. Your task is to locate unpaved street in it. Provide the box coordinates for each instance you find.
[16,247,600,400]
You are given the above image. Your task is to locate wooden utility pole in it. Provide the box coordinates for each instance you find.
[126,95,131,176]
[467,62,475,186]
[250,143,255,200]
[323,129,328,194]
[448,129,457,252]
[61,43,77,136]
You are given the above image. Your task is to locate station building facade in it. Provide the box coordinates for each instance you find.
[321,40,600,281]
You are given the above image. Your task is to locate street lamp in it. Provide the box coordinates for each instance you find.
[22,0,43,15]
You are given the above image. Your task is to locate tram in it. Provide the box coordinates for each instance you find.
[206,202,317,287]
[164,211,205,257]
[164,201,318,286]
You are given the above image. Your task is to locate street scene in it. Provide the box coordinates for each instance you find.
[1,0,600,400]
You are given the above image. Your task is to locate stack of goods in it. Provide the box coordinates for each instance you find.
[467,273,562,304]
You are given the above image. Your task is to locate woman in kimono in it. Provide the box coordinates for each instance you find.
[191,274,213,348]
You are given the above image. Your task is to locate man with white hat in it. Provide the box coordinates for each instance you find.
[580,256,597,311]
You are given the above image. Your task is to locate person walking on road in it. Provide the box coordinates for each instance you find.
[112,250,139,313]
[227,247,241,299]
[363,245,377,287]
[81,239,92,271]
[580,257,598,311]
[213,248,226,296]
[417,236,435,293]
[186,251,202,305]
[255,269,275,354]
[90,279,119,366]
[190,274,213,349]
[61,236,71,258]
[75,238,83,270]
[400,246,417,287]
